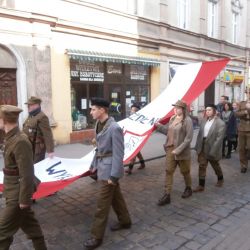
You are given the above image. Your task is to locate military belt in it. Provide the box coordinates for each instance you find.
[3,167,19,176]
[96,152,112,159]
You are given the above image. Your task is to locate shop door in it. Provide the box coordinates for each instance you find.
[0,68,17,144]
[0,68,17,105]
[107,85,123,121]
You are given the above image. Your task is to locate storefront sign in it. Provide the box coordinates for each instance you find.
[107,63,122,75]
[130,65,147,80]
[70,61,104,82]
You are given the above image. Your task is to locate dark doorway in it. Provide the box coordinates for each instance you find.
[205,80,215,106]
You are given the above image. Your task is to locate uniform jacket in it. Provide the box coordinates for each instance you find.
[3,127,38,205]
[90,117,124,181]
[235,101,250,132]
[23,110,54,154]
[195,117,225,161]
[157,115,193,160]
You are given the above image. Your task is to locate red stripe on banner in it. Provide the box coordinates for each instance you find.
[182,58,230,104]
[32,175,82,199]
[0,184,3,192]
[123,58,230,163]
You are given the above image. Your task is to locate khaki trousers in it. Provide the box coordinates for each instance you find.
[197,150,223,179]
[238,131,250,169]
[90,181,131,240]
[0,199,47,250]
[165,147,192,194]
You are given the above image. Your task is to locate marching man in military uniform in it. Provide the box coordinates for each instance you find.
[23,96,54,163]
[0,105,47,250]
[84,98,131,250]
[235,88,250,173]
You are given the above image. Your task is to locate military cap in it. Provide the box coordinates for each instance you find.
[131,103,141,110]
[205,104,217,110]
[0,105,23,123]
[25,96,42,105]
[91,98,110,108]
[172,100,187,109]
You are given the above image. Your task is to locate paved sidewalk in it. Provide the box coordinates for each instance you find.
[1,132,250,249]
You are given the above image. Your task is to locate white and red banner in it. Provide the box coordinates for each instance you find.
[0,58,229,199]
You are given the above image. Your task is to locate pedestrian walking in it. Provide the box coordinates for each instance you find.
[216,95,229,118]
[221,102,237,159]
[0,105,47,250]
[232,101,240,152]
[125,103,145,175]
[235,89,250,173]
[155,100,193,206]
[23,96,54,163]
[193,104,225,192]
[84,98,131,250]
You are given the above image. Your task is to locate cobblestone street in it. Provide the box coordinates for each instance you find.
[1,132,250,250]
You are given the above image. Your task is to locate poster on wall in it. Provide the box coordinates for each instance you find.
[70,61,104,82]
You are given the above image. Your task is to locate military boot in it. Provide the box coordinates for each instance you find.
[125,164,133,175]
[193,179,205,192]
[181,187,192,198]
[32,237,47,250]
[215,176,224,187]
[138,159,145,169]
[157,193,171,206]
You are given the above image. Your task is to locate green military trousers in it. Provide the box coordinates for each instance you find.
[90,181,131,240]
[165,146,192,194]
[0,199,47,250]
[238,131,250,170]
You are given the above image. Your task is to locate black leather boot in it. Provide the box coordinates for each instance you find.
[157,193,171,206]
[181,187,192,198]
[193,179,205,192]
[138,159,145,169]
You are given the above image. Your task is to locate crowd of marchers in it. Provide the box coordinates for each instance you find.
[0,90,250,250]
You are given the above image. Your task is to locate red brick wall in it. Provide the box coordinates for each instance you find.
[70,129,95,144]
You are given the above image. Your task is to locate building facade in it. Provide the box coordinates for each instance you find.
[0,0,249,144]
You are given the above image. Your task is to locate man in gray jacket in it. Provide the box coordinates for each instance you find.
[194,104,226,192]
[84,98,131,250]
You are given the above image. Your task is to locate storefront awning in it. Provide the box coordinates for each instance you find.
[67,49,160,67]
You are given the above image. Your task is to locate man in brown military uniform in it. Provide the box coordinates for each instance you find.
[0,105,47,250]
[235,89,250,173]
[23,96,54,163]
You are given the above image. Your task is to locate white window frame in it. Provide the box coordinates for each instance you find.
[207,1,218,38]
[232,12,239,44]
[178,0,189,29]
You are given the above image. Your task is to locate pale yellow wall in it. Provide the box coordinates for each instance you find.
[150,66,161,101]
[51,48,72,144]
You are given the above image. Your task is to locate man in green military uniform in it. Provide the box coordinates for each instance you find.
[23,96,54,163]
[235,89,250,173]
[0,105,47,250]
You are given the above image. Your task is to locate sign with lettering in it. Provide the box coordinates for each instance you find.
[107,63,122,75]
[70,61,104,82]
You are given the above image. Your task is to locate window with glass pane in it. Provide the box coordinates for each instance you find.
[208,1,218,38]
[232,12,239,44]
[71,83,87,131]
[178,0,189,29]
